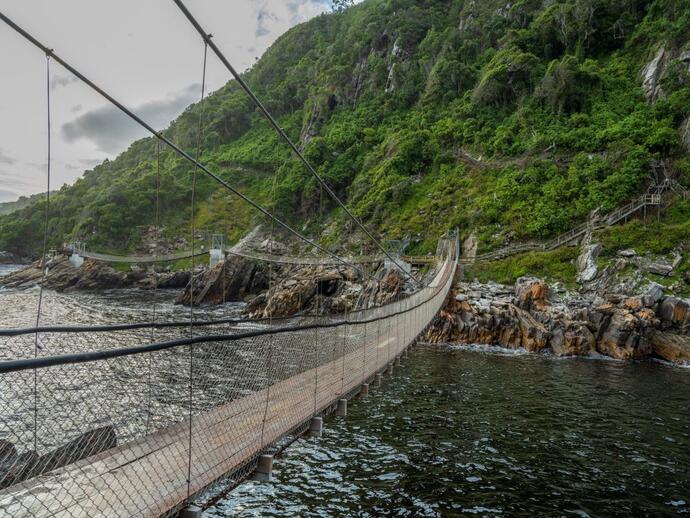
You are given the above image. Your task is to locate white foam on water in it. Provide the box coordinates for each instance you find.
[429,342,690,370]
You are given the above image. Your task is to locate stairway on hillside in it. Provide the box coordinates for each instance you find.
[467,174,688,264]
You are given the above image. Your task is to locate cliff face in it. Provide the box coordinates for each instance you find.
[1,0,689,260]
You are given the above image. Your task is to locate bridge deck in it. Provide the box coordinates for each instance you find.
[0,326,402,517]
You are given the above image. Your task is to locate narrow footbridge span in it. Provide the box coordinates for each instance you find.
[67,244,381,267]
[0,237,457,517]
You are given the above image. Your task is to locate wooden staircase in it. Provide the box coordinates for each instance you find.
[466,177,687,264]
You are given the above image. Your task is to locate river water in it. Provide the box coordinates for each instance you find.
[1,267,689,516]
[207,345,690,517]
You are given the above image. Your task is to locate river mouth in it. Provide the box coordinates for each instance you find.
[207,346,690,517]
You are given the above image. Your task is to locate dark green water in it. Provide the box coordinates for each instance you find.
[206,346,689,517]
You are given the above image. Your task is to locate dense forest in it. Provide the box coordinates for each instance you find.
[1,0,689,257]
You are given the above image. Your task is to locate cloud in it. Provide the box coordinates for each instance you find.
[71,104,83,113]
[61,84,201,153]
[254,0,330,38]
[25,162,47,171]
[256,7,279,37]
[50,74,79,91]
[0,168,43,202]
[286,0,330,23]
[0,188,21,203]
[0,148,16,165]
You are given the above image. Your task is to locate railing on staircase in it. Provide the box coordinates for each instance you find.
[468,178,685,264]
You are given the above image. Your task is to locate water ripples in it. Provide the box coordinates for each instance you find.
[209,346,690,517]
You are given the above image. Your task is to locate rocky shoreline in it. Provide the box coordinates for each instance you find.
[1,255,191,291]
[0,252,410,320]
[3,250,689,365]
[424,277,690,364]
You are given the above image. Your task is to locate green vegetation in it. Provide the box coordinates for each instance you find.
[467,197,690,291]
[1,0,689,262]
[465,247,580,287]
[599,198,690,257]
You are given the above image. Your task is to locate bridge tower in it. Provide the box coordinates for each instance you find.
[209,234,226,267]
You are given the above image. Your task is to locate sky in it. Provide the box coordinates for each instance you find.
[0,0,336,202]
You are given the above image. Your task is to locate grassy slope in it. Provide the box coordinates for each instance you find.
[466,197,690,294]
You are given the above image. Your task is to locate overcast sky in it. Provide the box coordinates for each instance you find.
[0,0,336,202]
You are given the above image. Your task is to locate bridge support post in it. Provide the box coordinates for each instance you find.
[403,348,409,359]
[375,372,382,387]
[335,398,347,417]
[307,416,323,438]
[360,383,369,398]
[180,505,202,518]
[388,364,394,376]
[253,454,274,481]
[395,356,402,367]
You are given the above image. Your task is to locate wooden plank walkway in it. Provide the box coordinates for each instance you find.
[0,258,450,517]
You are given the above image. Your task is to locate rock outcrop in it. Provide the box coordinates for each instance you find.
[356,266,404,309]
[0,426,116,489]
[2,256,131,291]
[425,278,690,364]
[0,251,26,265]
[657,296,690,330]
[1,254,195,293]
[641,45,667,102]
[576,243,601,283]
[176,255,269,306]
[243,265,362,318]
[649,331,690,362]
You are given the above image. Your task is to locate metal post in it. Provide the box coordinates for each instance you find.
[313,279,319,414]
[335,398,347,417]
[376,318,381,376]
[340,307,347,396]
[361,318,367,385]
[253,454,274,481]
[307,417,323,438]
[180,506,202,518]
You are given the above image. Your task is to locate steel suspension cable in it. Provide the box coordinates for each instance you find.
[260,131,281,448]
[0,11,398,291]
[146,140,162,433]
[186,39,209,500]
[32,52,52,452]
[171,0,422,288]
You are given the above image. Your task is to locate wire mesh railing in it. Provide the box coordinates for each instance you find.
[0,236,457,517]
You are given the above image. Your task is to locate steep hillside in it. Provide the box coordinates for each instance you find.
[0,192,52,216]
[1,0,689,258]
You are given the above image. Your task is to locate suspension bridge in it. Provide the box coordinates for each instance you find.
[0,236,457,516]
[0,3,459,517]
